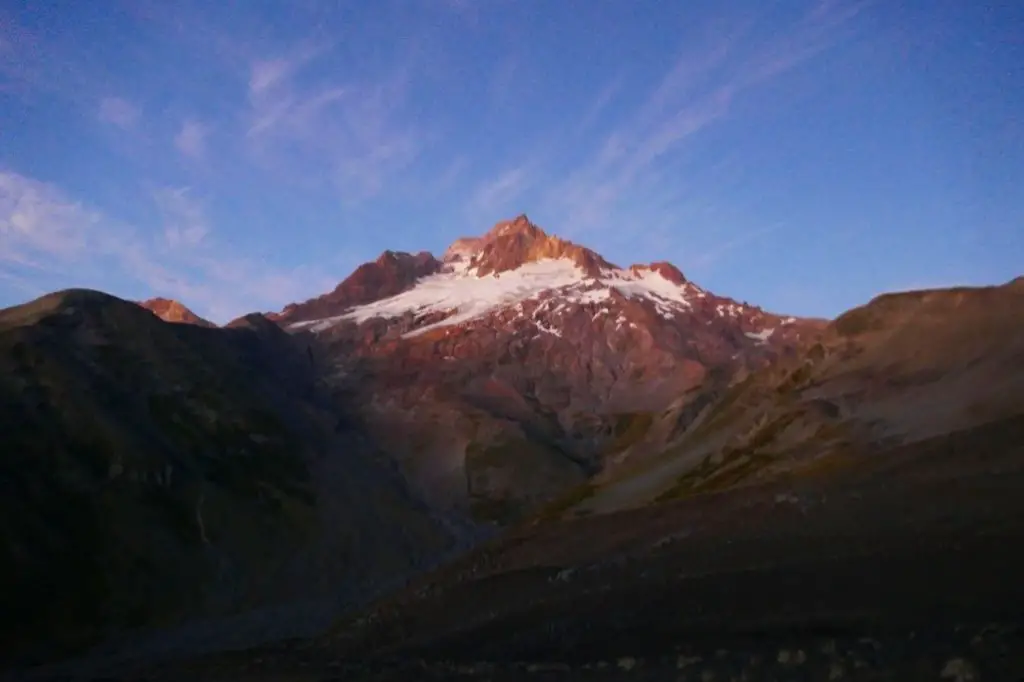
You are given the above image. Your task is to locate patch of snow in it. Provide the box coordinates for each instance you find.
[535,321,563,337]
[745,327,776,343]
[783,316,796,324]
[289,315,349,333]
[446,257,473,276]
[326,258,583,337]
[297,255,703,336]
[576,288,611,304]
[601,269,693,310]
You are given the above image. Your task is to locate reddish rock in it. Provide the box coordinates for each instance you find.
[629,261,688,285]
[471,215,615,277]
[273,250,441,325]
[138,298,215,327]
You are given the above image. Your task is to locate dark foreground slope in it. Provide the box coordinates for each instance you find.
[0,290,455,671]
[121,417,1024,681]
[123,279,1024,681]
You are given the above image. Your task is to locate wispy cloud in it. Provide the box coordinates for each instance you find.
[97,96,140,129]
[575,77,624,138]
[689,223,783,271]
[153,186,209,249]
[430,156,469,195]
[466,165,533,222]
[0,171,96,266]
[0,170,333,322]
[543,1,864,245]
[243,45,421,201]
[174,119,209,159]
[247,42,332,97]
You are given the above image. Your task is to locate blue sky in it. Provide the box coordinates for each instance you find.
[1,0,1021,323]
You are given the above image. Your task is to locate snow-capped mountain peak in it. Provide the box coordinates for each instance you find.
[275,216,817,354]
[289,254,708,336]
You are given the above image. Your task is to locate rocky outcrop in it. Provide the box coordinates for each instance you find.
[632,261,687,284]
[138,297,215,327]
[468,215,615,277]
[272,250,441,325]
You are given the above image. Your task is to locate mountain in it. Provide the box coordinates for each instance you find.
[115,278,1024,681]
[9,217,1023,680]
[0,289,456,669]
[5,217,834,673]
[270,215,825,522]
[236,278,1021,681]
[137,297,216,327]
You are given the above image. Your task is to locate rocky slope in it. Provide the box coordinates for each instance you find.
[549,275,1024,516]
[273,215,825,522]
[0,289,455,670]
[137,297,216,327]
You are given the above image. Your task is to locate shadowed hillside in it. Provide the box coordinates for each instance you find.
[0,290,455,669]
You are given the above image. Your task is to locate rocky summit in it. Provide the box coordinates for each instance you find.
[3,217,1024,682]
[273,216,825,522]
